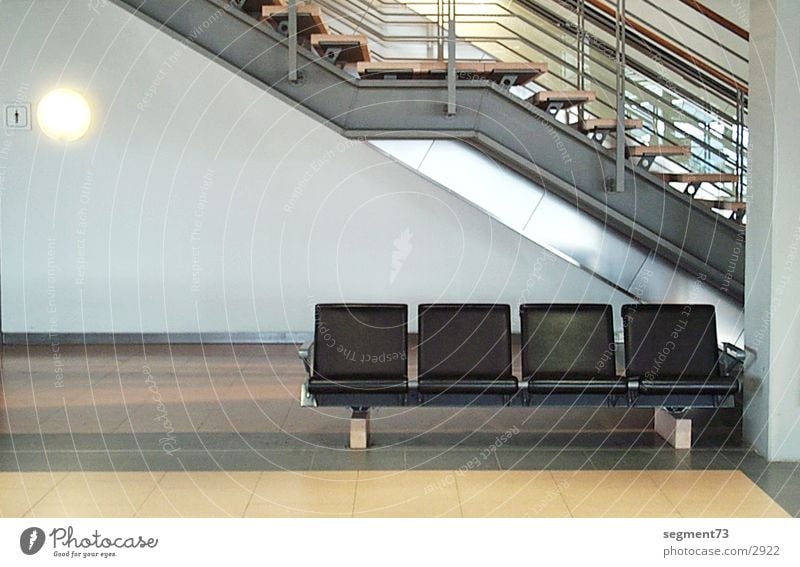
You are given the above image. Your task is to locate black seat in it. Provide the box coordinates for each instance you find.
[308,304,408,401]
[621,304,738,398]
[520,304,625,397]
[417,304,517,397]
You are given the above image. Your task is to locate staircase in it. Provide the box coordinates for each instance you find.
[111,0,747,300]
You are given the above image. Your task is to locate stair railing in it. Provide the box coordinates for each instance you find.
[249,0,749,214]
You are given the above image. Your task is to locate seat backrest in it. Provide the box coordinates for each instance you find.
[313,304,407,380]
[417,304,512,379]
[520,304,616,380]
[621,304,719,380]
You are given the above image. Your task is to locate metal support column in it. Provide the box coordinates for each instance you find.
[446,0,456,116]
[614,0,627,193]
[288,0,298,83]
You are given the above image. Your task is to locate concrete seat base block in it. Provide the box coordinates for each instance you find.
[654,408,692,449]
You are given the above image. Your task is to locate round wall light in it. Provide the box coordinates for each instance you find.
[37,88,92,142]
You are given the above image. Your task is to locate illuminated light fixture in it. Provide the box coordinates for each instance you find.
[37,88,92,142]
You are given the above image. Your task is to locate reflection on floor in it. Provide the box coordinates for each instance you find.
[0,470,789,518]
[1,345,798,518]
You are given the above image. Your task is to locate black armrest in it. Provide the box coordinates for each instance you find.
[721,342,745,377]
[722,342,745,361]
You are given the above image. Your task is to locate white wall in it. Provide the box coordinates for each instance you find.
[0,0,635,336]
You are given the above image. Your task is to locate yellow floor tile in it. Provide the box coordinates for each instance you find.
[136,487,254,518]
[159,471,260,492]
[649,470,790,518]
[245,471,357,517]
[136,472,260,517]
[354,471,461,518]
[457,470,572,517]
[26,472,163,518]
[0,472,67,517]
[552,470,680,518]
[2,468,791,519]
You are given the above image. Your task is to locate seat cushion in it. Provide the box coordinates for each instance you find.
[638,377,738,396]
[528,378,627,395]
[308,379,408,394]
[417,377,518,395]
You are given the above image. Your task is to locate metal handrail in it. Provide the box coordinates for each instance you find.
[676,0,748,40]
[571,0,748,95]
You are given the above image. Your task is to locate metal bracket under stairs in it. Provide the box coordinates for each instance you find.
[110,0,745,301]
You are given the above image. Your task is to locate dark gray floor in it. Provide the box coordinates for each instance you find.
[1,432,798,517]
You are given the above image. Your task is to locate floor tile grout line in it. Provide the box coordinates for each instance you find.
[134,470,168,518]
[452,470,465,518]
[18,471,70,517]
[548,470,574,519]
[351,470,361,517]
[240,471,264,518]
[640,472,683,519]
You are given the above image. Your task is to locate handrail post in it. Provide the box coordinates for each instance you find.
[614,0,627,193]
[288,0,298,83]
[735,89,745,202]
[437,0,444,61]
[577,0,586,121]
[446,0,456,116]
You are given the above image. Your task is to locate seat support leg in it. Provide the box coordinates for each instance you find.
[350,408,370,449]
[654,408,692,449]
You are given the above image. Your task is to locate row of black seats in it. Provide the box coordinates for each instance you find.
[301,303,741,408]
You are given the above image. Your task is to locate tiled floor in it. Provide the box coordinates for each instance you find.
[0,469,788,518]
[1,344,798,518]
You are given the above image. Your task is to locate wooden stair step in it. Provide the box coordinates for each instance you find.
[530,90,596,112]
[356,61,426,79]
[261,4,329,36]
[356,60,547,85]
[357,61,482,80]
[627,145,692,157]
[694,199,747,212]
[658,172,739,184]
[579,118,643,133]
[482,62,548,86]
[420,61,484,78]
[242,0,286,17]
[311,34,370,64]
